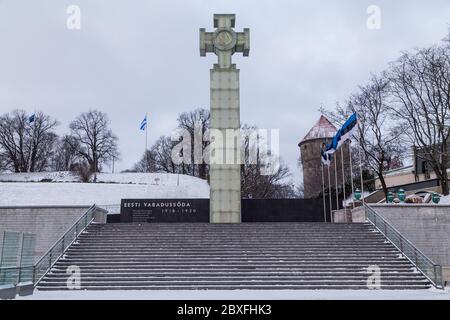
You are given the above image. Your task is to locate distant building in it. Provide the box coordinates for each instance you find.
[298,115,349,199]
[374,144,450,194]
[374,165,416,190]
[413,143,450,181]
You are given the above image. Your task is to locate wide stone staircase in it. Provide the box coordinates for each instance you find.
[37,223,431,290]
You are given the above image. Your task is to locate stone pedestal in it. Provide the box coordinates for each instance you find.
[209,66,241,223]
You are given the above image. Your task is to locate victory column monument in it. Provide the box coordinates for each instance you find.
[200,14,250,223]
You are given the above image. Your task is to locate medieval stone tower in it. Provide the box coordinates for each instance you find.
[299,115,349,199]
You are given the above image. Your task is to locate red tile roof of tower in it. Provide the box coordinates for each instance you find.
[299,115,337,146]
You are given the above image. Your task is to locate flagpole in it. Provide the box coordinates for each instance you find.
[349,140,355,209]
[28,109,37,173]
[341,145,346,209]
[320,142,327,223]
[145,113,148,152]
[321,162,326,223]
[327,160,332,223]
[324,140,333,223]
[145,113,149,172]
[334,152,339,212]
[358,139,365,206]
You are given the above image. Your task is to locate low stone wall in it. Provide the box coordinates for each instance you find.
[0,206,102,262]
[368,204,450,267]
[351,206,366,223]
[332,209,352,223]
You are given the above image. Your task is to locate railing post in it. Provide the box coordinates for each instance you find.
[18,267,22,284]
[32,265,36,284]
[62,236,65,255]
[433,265,437,287]
[436,265,444,289]
[399,237,403,252]
[49,252,52,269]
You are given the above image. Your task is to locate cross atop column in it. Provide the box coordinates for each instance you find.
[200,14,250,69]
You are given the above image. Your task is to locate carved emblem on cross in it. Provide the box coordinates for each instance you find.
[200,14,250,69]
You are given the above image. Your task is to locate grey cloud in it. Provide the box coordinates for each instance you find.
[0,0,449,184]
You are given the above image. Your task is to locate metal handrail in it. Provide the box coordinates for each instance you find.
[364,204,444,289]
[32,205,98,284]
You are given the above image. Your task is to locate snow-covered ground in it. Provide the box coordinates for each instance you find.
[0,171,78,183]
[16,288,450,300]
[0,171,204,185]
[0,172,209,206]
[440,194,450,204]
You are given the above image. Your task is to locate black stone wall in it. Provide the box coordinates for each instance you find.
[114,198,333,223]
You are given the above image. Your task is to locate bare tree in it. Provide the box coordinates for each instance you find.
[321,74,407,198]
[0,153,7,172]
[71,160,94,183]
[388,42,450,195]
[68,110,119,177]
[32,131,59,172]
[176,108,210,179]
[135,109,210,177]
[133,149,158,173]
[151,136,179,173]
[27,112,59,172]
[295,183,305,198]
[131,109,296,198]
[241,159,294,199]
[51,135,81,171]
[240,125,295,198]
[0,110,28,172]
[0,110,58,172]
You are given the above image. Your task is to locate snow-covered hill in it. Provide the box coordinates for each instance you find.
[0,172,209,206]
[0,171,204,185]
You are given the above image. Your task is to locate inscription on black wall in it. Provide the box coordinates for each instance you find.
[120,199,209,223]
[119,198,330,223]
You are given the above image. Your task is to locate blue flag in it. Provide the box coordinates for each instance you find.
[325,113,358,155]
[28,113,36,124]
[140,115,147,131]
[339,113,358,144]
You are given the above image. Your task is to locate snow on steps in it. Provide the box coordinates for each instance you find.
[37,222,431,290]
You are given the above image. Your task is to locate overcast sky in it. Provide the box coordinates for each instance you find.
[0,0,449,185]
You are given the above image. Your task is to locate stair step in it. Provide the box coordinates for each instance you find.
[36,285,430,292]
[36,222,431,291]
[45,271,421,277]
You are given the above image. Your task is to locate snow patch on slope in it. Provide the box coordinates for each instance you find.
[0,172,209,206]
